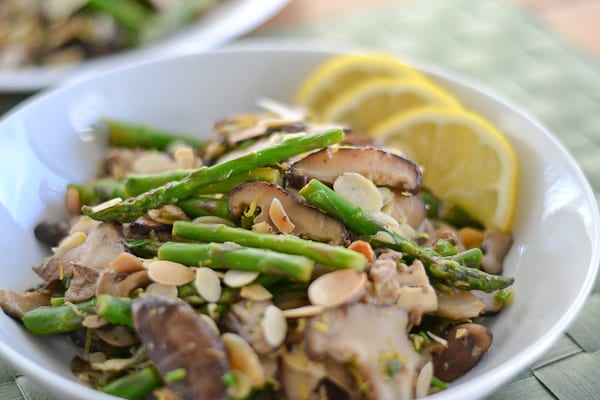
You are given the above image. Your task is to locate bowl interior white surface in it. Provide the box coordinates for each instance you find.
[0,48,598,400]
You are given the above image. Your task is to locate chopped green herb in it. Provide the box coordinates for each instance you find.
[431,376,448,390]
[221,371,237,388]
[165,368,187,383]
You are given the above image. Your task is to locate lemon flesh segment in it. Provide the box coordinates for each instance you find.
[372,107,519,232]
[322,77,462,135]
[295,53,427,117]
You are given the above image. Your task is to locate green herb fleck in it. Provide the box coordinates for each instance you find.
[165,368,187,383]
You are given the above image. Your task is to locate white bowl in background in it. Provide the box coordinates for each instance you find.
[0,47,598,400]
[0,0,289,92]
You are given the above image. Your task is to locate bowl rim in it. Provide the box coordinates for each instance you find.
[0,43,599,400]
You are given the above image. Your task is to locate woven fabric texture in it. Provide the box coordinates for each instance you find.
[1,0,600,398]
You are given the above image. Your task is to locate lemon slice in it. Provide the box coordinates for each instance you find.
[322,77,462,135]
[372,107,519,231]
[296,54,426,117]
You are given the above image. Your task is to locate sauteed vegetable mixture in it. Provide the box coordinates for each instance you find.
[0,56,517,399]
[0,0,221,69]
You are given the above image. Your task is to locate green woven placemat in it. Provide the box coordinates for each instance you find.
[2,0,600,398]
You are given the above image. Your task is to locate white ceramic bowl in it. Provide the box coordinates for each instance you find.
[0,0,289,92]
[0,46,598,400]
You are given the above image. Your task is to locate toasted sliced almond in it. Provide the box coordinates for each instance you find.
[147,260,195,286]
[174,147,196,169]
[240,284,272,301]
[132,152,173,174]
[371,210,400,229]
[269,197,295,234]
[282,305,325,319]
[147,204,189,225]
[333,172,383,212]
[207,303,219,320]
[83,315,108,329]
[65,186,81,215]
[348,240,375,262]
[109,252,145,273]
[69,215,101,234]
[308,269,366,308]
[145,283,178,298]
[194,267,222,302]
[227,369,252,399]
[89,198,122,214]
[261,305,287,348]
[53,231,86,256]
[222,333,266,387]
[252,221,273,234]
[199,314,220,336]
[415,361,433,398]
[223,270,260,288]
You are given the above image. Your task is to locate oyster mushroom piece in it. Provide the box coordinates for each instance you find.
[228,182,347,245]
[288,147,422,193]
[432,289,484,320]
[33,223,125,283]
[0,290,51,319]
[279,349,327,400]
[305,303,420,400]
[132,295,229,400]
[481,230,513,275]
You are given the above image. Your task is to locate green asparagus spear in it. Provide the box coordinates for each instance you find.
[299,179,513,292]
[158,241,315,282]
[95,295,133,328]
[22,299,96,335]
[172,221,367,271]
[124,169,193,197]
[68,178,126,206]
[125,167,280,197]
[101,366,163,400]
[83,128,344,222]
[177,197,231,220]
[105,119,204,150]
[125,239,161,258]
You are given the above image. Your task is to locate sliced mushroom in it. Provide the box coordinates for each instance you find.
[95,325,138,347]
[228,182,347,245]
[132,295,229,400]
[34,220,70,247]
[288,147,421,193]
[95,269,152,299]
[305,303,420,400]
[481,230,513,275]
[381,192,427,228]
[430,323,492,382]
[0,289,51,319]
